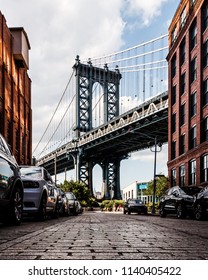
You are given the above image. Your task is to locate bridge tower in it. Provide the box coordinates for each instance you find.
[73,56,122,199]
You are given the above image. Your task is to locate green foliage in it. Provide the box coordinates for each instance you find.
[101,199,124,211]
[146,202,159,212]
[143,175,168,198]
[58,179,91,206]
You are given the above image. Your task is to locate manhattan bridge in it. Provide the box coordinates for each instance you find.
[33,34,169,200]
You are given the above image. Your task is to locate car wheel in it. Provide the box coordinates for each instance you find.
[52,203,59,218]
[37,195,47,221]
[7,187,23,225]
[128,210,131,215]
[194,203,203,220]
[59,205,65,216]
[143,209,148,215]
[66,206,70,216]
[176,204,185,219]
[123,209,126,214]
[159,206,167,218]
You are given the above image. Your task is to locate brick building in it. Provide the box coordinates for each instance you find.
[167,0,208,188]
[0,12,32,165]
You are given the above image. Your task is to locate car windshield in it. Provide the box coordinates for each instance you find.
[66,193,74,200]
[20,167,42,178]
[178,188,187,195]
[129,199,143,204]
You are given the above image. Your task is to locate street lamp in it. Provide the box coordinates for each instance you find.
[150,136,162,214]
[129,130,162,214]
[66,138,79,181]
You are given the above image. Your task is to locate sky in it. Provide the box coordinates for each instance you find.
[0,0,180,191]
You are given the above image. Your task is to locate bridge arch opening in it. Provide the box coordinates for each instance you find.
[92,82,104,128]
[93,164,103,199]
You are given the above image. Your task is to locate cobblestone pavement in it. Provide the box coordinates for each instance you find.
[0,211,207,260]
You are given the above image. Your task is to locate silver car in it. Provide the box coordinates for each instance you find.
[20,166,59,220]
[0,133,23,225]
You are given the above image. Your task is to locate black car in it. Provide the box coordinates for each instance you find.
[193,186,208,220]
[159,186,194,218]
[65,192,80,215]
[0,133,23,225]
[123,198,147,215]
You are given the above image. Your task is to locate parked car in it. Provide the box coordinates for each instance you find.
[56,188,70,216]
[20,165,59,220]
[0,133,24,225]
[65,192,80,215]
[181,186,203,196]
[123,198,147,215]
[77,201,83,214]
[159,186,194,218]
[193,186,208,220]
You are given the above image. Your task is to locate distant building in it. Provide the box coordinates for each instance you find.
[0,12,32,165]
[122,181,157,204]
[94,191,102,199]
[167,0,208,188]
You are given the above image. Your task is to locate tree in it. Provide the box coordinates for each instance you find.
[58,180,91,206]
[144,175,168,198]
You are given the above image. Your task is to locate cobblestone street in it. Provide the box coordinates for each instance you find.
[0,211,208,260]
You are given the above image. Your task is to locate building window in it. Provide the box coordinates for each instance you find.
[203,78,208,106]
[172,113,176,133]
[190,19,197,50]
[171,25,177,44]
[172,85,176,105]
[202,2,208,32]
[179,165,185,187]
[189,159,196,185]
[180,134,185,155]
[180,38,186,65]
[180,6,186,29]
[180,103,185,126]
[190,92,196,117]
[202,116,208,142]
[171,54,176,78]
[171,141,176,159]
[171,168,176,187]
[190,57,197,83]
[203,39,208,69]
[201,154,208,182]
[180,72,186,95]
[189,125,196,149]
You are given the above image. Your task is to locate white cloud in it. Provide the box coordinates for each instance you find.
[131,144,168,164]
[125,0,168,26]
[0,0,126,149]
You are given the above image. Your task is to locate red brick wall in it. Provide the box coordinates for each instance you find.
[0,12,32,165]
[167,0,208,188]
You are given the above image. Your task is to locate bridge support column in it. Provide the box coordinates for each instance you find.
[77,158,93,196]
[102,159,122,200]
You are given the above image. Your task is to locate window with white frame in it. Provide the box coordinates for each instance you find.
[189,159,196,185]
[180,6,186,28]
[202,154,208,182]
[179,165,185,187]
[172,168,177,187]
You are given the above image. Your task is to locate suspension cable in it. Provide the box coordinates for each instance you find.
[33,69,75,156]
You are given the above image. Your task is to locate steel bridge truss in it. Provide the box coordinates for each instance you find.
[72,57,122,198]
[37,91,168,200]
[73,56,121,134]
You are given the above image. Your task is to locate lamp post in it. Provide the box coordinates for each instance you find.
[66,138,79,181]
[150,136,162,214]
[129,130,162,214]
